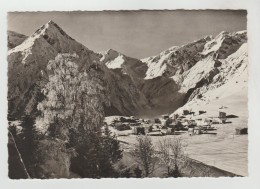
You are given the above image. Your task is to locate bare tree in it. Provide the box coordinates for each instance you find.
[131,135,156,177]
[157,137,188,177]
[184,159,212,177]
[157,137,172,175]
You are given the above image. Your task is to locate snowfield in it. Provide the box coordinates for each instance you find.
[105,55,125,69]
[116,120,248,176]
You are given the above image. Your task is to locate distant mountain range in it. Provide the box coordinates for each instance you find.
[7,31,28,50]
[7,21,248,120]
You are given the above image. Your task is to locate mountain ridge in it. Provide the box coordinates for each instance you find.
[8,21,248,120]
[101,29,247,117]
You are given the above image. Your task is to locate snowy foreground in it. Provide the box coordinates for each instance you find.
[111,119,247,176]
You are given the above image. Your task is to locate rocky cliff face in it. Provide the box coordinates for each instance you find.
[98,49,151,116]
[99,48,183,117]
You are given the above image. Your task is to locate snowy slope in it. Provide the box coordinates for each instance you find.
[172,32,247,98]
[141,31,247,118]
[105,55,125,69]
[202,30,247,58]
[141,46,179,79]
[142,31,246,81]
[141,36,212,80]
[171,43,248,120]
[100,49,125,69]
[99,49,147,79]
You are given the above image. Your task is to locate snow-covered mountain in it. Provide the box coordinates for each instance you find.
[7,20,248,120]
[8,21,98,117]
[99,30,247,118]
[139,30,247,119]
[141,36,212,80]
[99,49,147,84]
[171,42,248,120]
[99,48,184,117]
[7,21,150,118]
[141,31,246,82]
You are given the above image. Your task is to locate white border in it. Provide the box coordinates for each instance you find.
[1,0,260,189]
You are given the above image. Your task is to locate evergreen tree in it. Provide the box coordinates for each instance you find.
[70,126,122,178]
[18,114,39,178]
[134,166,142,178]
[102,125,123,164]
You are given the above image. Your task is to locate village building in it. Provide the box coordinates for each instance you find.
[183,110,190,115]
[219,111,227,123]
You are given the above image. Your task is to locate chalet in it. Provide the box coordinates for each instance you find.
[188,127,194,136]
[219,112,227,123]
[173,114,179,120]
[131,125,150,135]
[161,128,174,135]
[195,114,209,126]
[132,127,145,135]
[194,127,202,135]
[199,110,207,115]
[196,119,208,126]
[130,116,136,120]
[188,119,197,126]
[154,118,161,124]
[162,114,169,120]
[235,127,248,135]
[183,110,190,115]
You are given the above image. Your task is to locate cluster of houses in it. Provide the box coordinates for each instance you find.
[104,109,243,136]
[104,106,248,137]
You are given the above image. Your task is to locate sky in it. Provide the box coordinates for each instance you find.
[8,10,247,59]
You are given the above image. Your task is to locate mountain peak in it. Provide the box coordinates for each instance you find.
[44,20,60,30]
[45,20,65,32]
[47,20,55,24]
[24,20,74,44]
